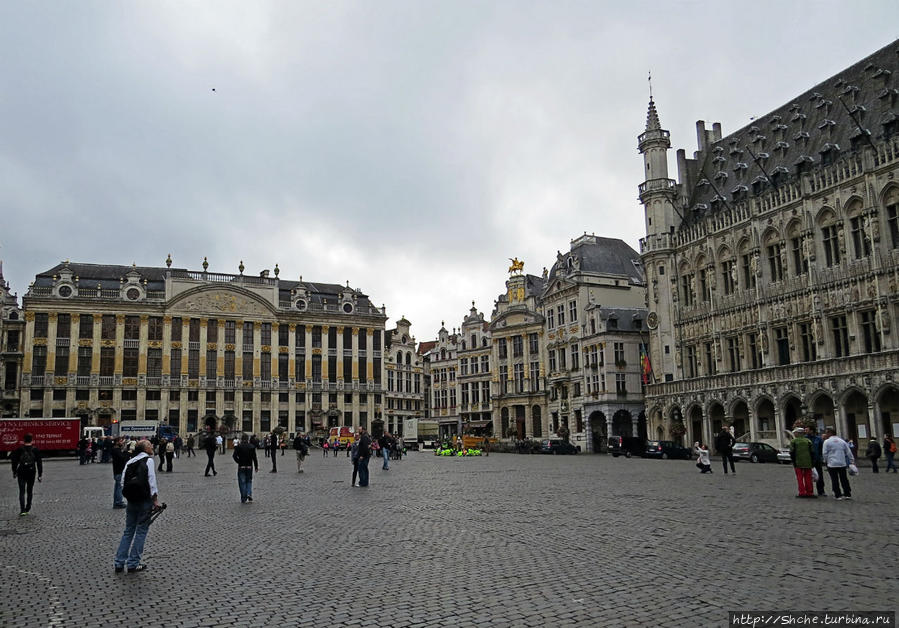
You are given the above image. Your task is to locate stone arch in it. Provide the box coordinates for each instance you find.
[611,409,632,437]
[842,388,868,445]
[686,404,703,446]
[785,218,804,238]
[588,410,606,453]
[730,398,750,440]
[843,195,865,217]
[809,392,835,432]
[814,205,838,225]
[755,396,776,438]
[875,384,899,438]
[707,402,726,441]
[532,405,543,439]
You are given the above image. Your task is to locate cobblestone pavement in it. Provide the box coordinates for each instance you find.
[1,449,897,627]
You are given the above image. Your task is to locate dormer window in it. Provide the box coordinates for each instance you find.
[849,128,872,151]
[753,134,767,146]
[748,125,760,134]
[712,155,726,165]
[790,112,807,124]
[819,143,840,166]
[732,162,748,173]
[768,115,782,126]
[775,141,790,153]
[882,113,898,139]
[714,170,728,182]
[729,146,744,157]
[697,178,711,188]
[794,155,815,175]
[713,146,724,155]
[751,175,769,196]
[817,119,836,131]
[793,131,810,145]
[730,185,749,201]
[771,166,789,186]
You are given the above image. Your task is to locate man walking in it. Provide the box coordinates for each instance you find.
[884,434,897,473]
[204,429,218,476]
[822,427,854,500]
[865,437,882,473]
[111,437,128,509]
[789,428,815,497]
[114,440,160,573]
[269,431,279,473]
[185,433,195,457]
[293,432,308,473]
[233,434,259,503]
[11,433,42,516]
[715,426,736,475]
[357,426,372,487]
[379,431,391,470]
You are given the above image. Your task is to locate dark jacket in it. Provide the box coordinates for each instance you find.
[358,433,372,458]
[111,446,129,475]
[232,442,258,469]
[204,433,218,454]
[11,444,42,477]
[866,440,882,459]
[714,430,735,454]
[378,435,390,451]
[293,435,308,454]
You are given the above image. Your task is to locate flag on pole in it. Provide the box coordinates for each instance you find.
[640,343,653,385]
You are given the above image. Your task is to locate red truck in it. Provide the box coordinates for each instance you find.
[0,418,81,456]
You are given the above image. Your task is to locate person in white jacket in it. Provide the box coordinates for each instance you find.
[694,442,712,473]
[822,428,854,500]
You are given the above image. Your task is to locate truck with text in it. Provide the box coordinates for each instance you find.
[0,417,81,457]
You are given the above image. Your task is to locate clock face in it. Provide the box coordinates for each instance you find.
[647,311,659,329]
[58,285,72,298]
[126,287,140,301]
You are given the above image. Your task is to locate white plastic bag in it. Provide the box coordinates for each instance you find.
[848,464,859,476]
[811,467,819,482]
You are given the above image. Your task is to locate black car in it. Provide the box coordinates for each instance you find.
[608,436,645,458]
[732,442,779,463]
[539,439,579,455]
[643,440,692,460]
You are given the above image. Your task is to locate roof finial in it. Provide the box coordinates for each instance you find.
[648,70,653,101]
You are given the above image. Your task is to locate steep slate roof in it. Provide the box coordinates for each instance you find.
[547,236,644,285]
[33,262,377,309]
[417,340,437,356]
[594,306,647,333]
[685,39,899,221]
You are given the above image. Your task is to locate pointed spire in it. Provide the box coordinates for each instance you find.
[645,98,661,132]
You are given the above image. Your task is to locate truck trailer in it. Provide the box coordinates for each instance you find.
[0,417,81,456]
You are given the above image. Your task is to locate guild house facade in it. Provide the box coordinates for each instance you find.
[19,258,388,437]
[640,40,899,451]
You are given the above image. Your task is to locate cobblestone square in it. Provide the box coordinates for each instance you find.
[1,450,896,627]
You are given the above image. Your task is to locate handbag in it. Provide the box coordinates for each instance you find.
[811,467,819,482]
[848,464,859,476]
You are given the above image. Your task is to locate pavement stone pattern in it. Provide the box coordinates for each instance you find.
[0,449,896,627]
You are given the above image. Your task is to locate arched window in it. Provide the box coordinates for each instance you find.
[885,186,899,249]
[818,208,842,267]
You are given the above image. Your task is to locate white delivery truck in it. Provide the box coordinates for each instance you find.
[113,420,159,440]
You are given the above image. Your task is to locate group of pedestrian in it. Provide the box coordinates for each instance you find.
[864,434,898,473]
[790,426,864,499]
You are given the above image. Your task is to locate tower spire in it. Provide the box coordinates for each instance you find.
[645,96,661,132]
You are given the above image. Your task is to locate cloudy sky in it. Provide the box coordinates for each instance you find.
[1,1,897,341]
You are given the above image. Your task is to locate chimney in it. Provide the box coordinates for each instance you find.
[696,120,707,152]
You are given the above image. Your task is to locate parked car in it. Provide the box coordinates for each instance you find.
[733,442,780,463]
[643,440,691,460]
[608,436,645,458]
[777,448,792,464]
[539,439,578,455]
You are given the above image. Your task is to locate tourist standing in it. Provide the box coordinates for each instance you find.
[165,439,175,473]
[322,441,329,458]
[216,433,224,455]
[111,437,128,509]
[822,428,854,500]
[350,435,360,486]
[173,434,183,459]
[379,432,391,470]
[357,427,372,487]
[233,434,259,503]
[113,440,159,573]
[268,431,279,473]
[806,427,826,496]
[10,433,42,516]
[884,435,897,473]
[715,426,736,475]
[293,432,308,473]
[865,438,882,473]
[204,430,218,477]
[789,428,815,497]
[185,434,195,457]
[156,438,167,472]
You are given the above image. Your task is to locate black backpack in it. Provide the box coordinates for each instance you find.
[18,447,36,472]
[122,458,151,501]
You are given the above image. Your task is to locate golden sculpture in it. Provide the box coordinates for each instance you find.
[508,258,524,275]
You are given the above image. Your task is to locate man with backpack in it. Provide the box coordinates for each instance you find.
[293,432,308,473]
[114,439,160,573]
[11,433,42,516]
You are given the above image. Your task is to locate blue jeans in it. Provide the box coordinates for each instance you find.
[382,448,389,470]
[357,456,370,486]
[885,451,897,472]
[113,473,125,507]
[114,500,153,568]
[237,468,254,502]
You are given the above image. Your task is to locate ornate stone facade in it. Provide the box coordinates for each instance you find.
[20,259,387,437]
[384,317,425,437]
[640,41,899,450]
[0,263,23,417]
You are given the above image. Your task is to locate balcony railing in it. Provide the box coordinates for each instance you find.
[98,376,114,386]
[76,376,91,386]
[31,376,44,387]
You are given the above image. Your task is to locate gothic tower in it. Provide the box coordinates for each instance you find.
[638,98,679,384]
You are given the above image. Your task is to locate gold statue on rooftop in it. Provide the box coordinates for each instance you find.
[508,257,524,275]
